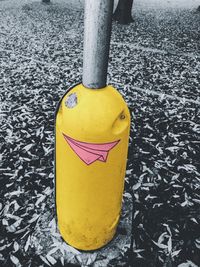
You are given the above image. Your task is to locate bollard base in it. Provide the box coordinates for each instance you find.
[58,217,119,251]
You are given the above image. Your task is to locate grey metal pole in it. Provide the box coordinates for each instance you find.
[82,0,114,89]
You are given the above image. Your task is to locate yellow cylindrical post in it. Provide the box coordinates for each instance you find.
[56,84,130,250]
[55,0,130,250]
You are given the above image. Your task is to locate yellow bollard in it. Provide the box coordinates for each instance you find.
[56,83,130,250]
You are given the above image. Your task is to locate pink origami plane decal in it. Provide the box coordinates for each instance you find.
[63,133,120,165]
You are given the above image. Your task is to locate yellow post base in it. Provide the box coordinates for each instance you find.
[56,84,130,250]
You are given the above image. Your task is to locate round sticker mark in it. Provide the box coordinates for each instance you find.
[65,93,78,108]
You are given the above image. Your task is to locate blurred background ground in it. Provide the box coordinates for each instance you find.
[0,0,200,266]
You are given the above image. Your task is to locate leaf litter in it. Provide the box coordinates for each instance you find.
[0,0,200,266]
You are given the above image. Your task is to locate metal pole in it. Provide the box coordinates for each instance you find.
[82,0,114,89]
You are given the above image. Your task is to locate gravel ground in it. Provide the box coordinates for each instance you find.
[0,0,200,267]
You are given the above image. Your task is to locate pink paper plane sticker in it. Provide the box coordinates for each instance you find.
[63,133,120,165]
